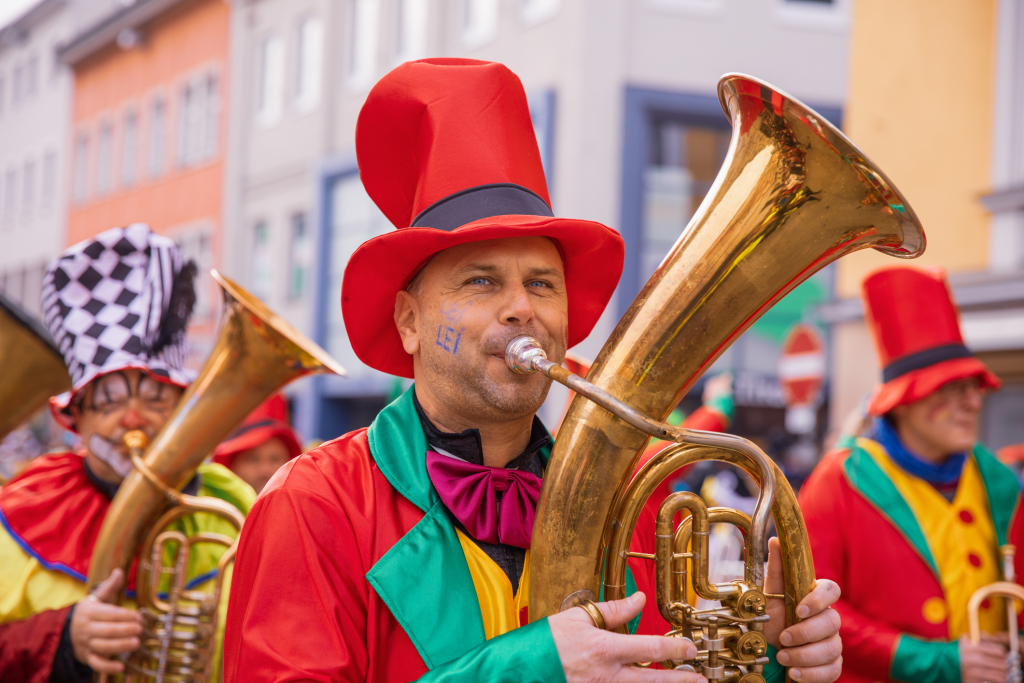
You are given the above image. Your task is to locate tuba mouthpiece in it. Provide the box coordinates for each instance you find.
[506,336,547,374]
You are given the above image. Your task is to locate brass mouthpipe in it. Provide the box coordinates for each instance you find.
[506,335,776,587]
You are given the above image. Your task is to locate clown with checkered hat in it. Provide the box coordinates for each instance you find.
[0,224,253,680]
[800,265,1024,683]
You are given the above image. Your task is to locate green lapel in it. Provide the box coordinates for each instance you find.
[973,443,1021,546]
[365,386,556,669]
[842,439,940,577]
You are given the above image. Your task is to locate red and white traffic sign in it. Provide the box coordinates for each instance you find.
[778,323,825,408]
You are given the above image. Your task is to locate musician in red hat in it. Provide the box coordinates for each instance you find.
[800,265,1023,683]
[224,59,843,683]
[212,394,302,494]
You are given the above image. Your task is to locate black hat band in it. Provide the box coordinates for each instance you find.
[882,343,974,383]
[411,183,553,232]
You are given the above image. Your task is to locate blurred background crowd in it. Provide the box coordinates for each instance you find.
[0,0,1022,493]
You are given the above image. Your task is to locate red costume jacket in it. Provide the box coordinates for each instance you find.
[224,388,783,682]
[800,440,1024,683]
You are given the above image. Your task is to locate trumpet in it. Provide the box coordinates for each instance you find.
[523,73,925,681]
[90,271,345,682]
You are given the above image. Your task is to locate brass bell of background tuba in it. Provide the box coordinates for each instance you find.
[0,292,72,445]
[88,270,346,682]
[517,73,926,681]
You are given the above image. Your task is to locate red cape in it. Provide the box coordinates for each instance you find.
[0,452,109,583]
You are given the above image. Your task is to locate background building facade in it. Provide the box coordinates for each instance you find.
[823,0,1024,452]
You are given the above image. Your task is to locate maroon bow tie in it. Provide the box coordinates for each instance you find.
[425,451,543,549]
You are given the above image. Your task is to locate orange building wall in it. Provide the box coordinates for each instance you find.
[66,0,230,355]
[67,0,228,253]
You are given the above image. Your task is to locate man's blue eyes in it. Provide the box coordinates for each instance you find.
[470,278,489,285]
[466,278,548,288]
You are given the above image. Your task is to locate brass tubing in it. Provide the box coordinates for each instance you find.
[508,335,776,587]
[674,508,753,608]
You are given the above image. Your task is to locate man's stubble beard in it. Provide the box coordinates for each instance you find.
[420,321,560,422]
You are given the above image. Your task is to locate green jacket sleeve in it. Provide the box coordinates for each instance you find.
[890,635,960,683]
[417,618,566,683]
[764,644,785,682]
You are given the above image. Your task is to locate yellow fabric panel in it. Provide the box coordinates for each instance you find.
[456,529,530,640]
[0,467,251,681]
[863,441,1002,638]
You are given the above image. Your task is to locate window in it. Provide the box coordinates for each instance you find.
[5,168,16,225]
[288,212,311,300]
[461,0,498,49]
[73,133,87,203]
[520,0,560,25]
[348,0,380,87]
[41,151,56,212]
[326,173,391,366]
[97,120,112,196]
[295,17,324,111]
[12,63,22,106]
[394,0,428,63]
[256,35,285,126]
[203,74,219,159]
[251,221,273,302]
[122,109,138,187]
[24,55,37,100]
[641,120,730,280]
[149,96,166,178]
[21,158,34,223]
[179,73,219,166]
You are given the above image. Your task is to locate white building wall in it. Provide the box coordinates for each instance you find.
[0,0,75,320]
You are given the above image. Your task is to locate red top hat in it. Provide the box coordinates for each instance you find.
[342,59,624,378]
[862,266,1000,415]
[212,394,302,469]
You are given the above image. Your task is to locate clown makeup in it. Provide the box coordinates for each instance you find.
[890,375,986,463]
[394,236,567,464]
[71,369,184,484]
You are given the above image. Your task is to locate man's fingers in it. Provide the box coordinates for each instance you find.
[86,620,143,639]
[82,602,142,623]
[775,633,842,668]
[779,608,841,648]
[85,652,126,675]
[973,640,1009,657]
[764,537,784,596]
[597,592,646,630]
[615,665,707,683]
[794,579,841,619]
[605,633,696,666]
[789,655,842,683]
[89,636,141,657]
[92,568,125,604]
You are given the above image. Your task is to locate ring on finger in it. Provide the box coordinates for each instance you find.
[580,600,607,630]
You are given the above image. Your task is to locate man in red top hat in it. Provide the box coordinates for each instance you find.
[224,59,842,683]
[212,394,302,494]
[800,266,1023,683]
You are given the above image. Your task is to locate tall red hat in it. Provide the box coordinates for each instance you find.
[862,266,1001,415]
[212,394,302,469]
[342,59,624,378]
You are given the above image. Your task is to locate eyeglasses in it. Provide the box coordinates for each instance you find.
[934,377,986,402]
[78,372,179,417]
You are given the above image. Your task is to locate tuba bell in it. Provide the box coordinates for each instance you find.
[517,73,926,681]
[88,270,345,682]
[0,292,72,446]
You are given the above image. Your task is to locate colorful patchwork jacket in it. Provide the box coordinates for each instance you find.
[0,453,254,682]
[800,438,1024,683]
[224,387,783,682]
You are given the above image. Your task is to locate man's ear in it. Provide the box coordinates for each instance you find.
[394,290,421,355]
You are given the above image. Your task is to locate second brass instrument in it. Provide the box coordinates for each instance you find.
[525,73,925,682]
[90,271,346,682]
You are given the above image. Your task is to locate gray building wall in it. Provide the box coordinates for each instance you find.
[225,0,850,440]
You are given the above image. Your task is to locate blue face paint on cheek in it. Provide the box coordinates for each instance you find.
[435,325,463,355]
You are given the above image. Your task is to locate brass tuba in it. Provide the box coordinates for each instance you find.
[88,270,345,682]
[968,545,1024,683]
[518,74,926,681]
[0,292,72,445]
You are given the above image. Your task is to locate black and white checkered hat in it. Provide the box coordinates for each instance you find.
[42,224,196,428]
